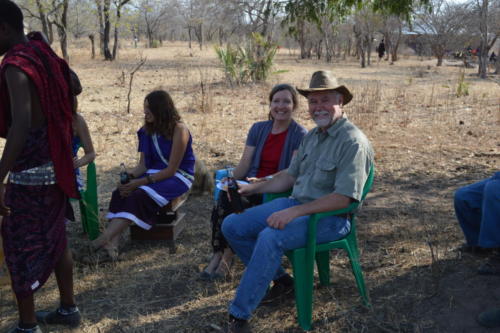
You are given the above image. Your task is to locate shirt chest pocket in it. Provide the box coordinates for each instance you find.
[312,159,337,190]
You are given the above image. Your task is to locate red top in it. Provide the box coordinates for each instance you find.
[0,32,77,198]
[256,129,288,178]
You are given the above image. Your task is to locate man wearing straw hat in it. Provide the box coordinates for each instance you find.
[220,70,374,332]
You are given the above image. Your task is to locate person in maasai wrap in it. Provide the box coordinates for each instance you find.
[0,1,81,332]
[90,90,195,260]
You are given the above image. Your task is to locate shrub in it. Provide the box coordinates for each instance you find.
[215,33,279,86]
[456,70,469,97]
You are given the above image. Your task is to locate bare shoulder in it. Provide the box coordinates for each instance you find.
[74,113,88,127]
[175,122,190,133]
[4,65,29,84]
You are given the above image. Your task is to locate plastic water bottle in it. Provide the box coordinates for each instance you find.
[227,168,244,213]
[120,163,130,184]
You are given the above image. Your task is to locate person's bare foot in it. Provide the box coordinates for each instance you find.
[103,244,119,260]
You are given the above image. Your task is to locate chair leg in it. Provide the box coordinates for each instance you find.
[315,251,330,286]
[346,245,370,307]
[291,251,314,331]
[79,198,88,234]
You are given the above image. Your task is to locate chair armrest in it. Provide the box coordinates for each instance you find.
[263,190,292,203]
[313,201,359,220]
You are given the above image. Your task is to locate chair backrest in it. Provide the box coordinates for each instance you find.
[342,163,375,214]
[360,164,375,202]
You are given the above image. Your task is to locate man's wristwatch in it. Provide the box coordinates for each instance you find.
[146,174,154,184]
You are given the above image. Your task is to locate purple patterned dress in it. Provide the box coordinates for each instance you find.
[106,128,195,229]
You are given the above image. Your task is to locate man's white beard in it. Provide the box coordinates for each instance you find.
[313,110,332,128]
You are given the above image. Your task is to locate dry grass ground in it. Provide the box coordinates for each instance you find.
[0,41,499,332]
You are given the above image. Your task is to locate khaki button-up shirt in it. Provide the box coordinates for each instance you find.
[287,116,373,204]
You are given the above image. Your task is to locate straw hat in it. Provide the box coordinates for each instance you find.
[297,71,353,105]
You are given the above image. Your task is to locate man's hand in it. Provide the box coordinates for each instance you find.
[246,177,267,184]
[0,183,10,216]
[237,182,258,197]
[267,206,300,230]
[118,179,141,197]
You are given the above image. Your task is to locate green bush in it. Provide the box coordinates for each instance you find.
[456,70,469,97]
[150,40,160,48]
[215,33,278,86]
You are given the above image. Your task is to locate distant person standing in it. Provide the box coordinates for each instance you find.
[377,39,386,62]
[0,1,81,332]
[490,52,497,63]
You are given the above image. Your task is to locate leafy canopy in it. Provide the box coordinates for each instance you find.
[283,0,431,23]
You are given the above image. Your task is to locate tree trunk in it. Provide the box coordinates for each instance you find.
[365,35,372,66]
[112,2,129,60]
[89,34,95,59]
[316,39,323,60]
[478,0,488,79]
[391,25,402,63]
[437,54,443,66]
[57,0,69,62]
[48,22,54,45]
[383,32,391,61]
[324,29,333,62]
[95,0,104,55]
[102,0,112,60]
[257,0,273,58]
[35,0,51,44]
[188,26,192,49]
[297,19,308,59]
[198,23,203,50]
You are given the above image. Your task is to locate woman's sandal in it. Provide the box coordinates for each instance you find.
[199,253,223,281]
[211,257,234,281]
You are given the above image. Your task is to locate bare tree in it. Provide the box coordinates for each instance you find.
[469,0,499,78]
[111,0,132,60]
[101,0,112,59]
[19,0,55,43]
[380,14,403,63]
[137,0,169,48]
[230,0,279,41]
[413,0,470,66]
[94,0,105,55]
[353,8,380,67]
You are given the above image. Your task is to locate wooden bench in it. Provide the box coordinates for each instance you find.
[129,192,189,254]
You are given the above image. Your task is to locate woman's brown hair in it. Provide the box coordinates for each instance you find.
[144,90,181,138]
[268,84,299,120]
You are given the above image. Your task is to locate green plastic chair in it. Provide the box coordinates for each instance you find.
[79,161,100,240]
[265,165,375,330]
[71,145,100,240]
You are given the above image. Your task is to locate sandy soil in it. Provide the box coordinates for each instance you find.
[0,42,499,332]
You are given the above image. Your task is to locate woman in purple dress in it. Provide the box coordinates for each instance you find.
[91,90,195,260]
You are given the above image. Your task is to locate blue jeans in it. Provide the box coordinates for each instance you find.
[222,197,350,320]
[454,172,500,248]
